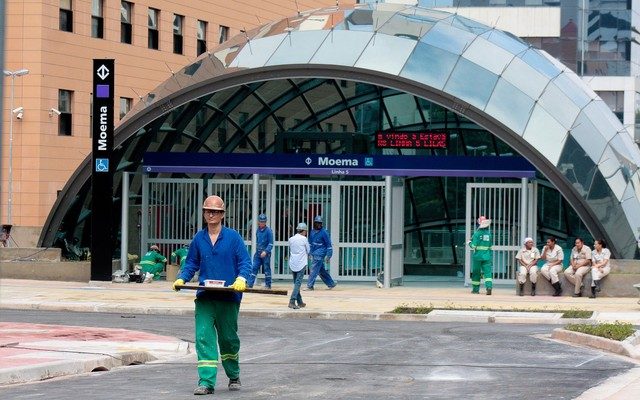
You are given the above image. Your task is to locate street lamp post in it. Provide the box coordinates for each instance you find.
[3,68,29,225]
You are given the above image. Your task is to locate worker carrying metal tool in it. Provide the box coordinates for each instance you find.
[469,216,493,295]
[172,195,251,396]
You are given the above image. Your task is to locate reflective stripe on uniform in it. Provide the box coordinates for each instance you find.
[198,360,218,368]
[221,353,239,361]
[471,280,481,285]
[475,246,492,250]
[484,278,493,282]
[139,260,156,265]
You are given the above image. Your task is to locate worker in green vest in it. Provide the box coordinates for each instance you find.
[140,245,167,281]
[469,216,493,295]
[171,244,189,273]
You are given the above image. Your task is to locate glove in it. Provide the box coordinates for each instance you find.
[230,277,247,292]
[172,278,185,291]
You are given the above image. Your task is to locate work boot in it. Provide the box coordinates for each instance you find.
[589,286,596,299]
[288,300,299,309]
[519,283,524,296]
[552,282,562,297]
[297,301,306,308]
[572,292,582,297]
[594,280,601,293]
[228,378,241,391]
[194,386,214,395]
[486,288,492,295]
[531,283,536,296]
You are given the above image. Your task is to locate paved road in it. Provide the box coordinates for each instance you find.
[0,310,635,399]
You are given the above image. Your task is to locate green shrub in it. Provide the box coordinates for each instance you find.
[565,322,636,341]
[390,304,593,318]
[561,310,593,319]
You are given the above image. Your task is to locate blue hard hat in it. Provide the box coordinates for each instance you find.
[258,213,267,222]
[313,215,323,223]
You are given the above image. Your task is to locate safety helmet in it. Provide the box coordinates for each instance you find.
[477,216,491,228]
[258,213,267,222]
[150,245,160,251]
[296,222,308,231]
[202,195,225,211]
[313,215,323,223]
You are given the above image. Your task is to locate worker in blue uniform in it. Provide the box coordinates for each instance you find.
[248,213,274,289]
[305,215,337,290]
[172,195,251,396]
[469,215,494,295]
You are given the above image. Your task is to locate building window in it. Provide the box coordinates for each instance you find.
[219,25,229,44]
[173,14,184,55]
[121,1,133,44]
[197,20,207,56]
[91,0,104,38]
[148,8,159,50]
[58,90,73,136]
[120,97,132,120]
[60,0,73,32]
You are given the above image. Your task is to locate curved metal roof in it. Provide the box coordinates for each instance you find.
[42,3,640,258]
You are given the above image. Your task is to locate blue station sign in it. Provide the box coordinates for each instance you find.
[143,153,535,178]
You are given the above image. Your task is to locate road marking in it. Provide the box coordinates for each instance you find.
[575,354,604,367]
[242,336,353,362]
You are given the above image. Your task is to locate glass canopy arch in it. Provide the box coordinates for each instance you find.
[41,3,640,259]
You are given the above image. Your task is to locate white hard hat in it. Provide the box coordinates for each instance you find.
[296,222,308,231]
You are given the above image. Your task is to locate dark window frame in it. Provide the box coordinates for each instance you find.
[121,1,133,44]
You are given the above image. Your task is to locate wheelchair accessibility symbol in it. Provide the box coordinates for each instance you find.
[95,158,109,173]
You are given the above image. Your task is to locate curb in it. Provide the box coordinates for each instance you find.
[0,350,156,386]
[551,328,640,360]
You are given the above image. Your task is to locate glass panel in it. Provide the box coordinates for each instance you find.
[557,135,598,199]
[450,15,491,36]
[197,20,206,40]
[173,15,183,35]
[480,29,529,55]
[354,34,417,75]
[501,56,548,100]
[522,104,567,165]
[553,73,592,109]
[570,112,607,163]
[583,101,620,142]
[597,146,626,201]
[421,22,476,55]
[148,9,158,29]
[462,36,514,75]
[484,79,535,135]
[443,58,498,110]
[384,93,421,128]
[519,48,560,79]
[60,0,71,9]
[304,81,341,115]
[310,31,374,66]
[229,34,287,68]
[400,42,458,90]
[538,82,580,129]
[377,13,434,39]
[92,0,102,17]
[266,31,330,66]
[121,2,131,23]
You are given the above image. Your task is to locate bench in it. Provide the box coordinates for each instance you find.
[516,259,640,297]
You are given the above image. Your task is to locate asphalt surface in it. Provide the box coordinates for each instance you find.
[0,310,636,400]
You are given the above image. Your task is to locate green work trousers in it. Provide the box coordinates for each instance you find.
[471,257,493,292]
[140,263,164,280]
[194,298,241,389]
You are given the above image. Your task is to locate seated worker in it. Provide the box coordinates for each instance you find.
[564,238,592,297]
[539,237,565,296]
[140,244,167,281]
[515,237,541,296]
[589,239,611,299]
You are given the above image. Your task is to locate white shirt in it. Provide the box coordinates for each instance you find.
[542,244,564,264]
[516,246,540,266]
[591,248,611,269]
[288,233,310,272]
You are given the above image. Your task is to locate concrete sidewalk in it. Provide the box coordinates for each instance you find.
[1,278,640,398]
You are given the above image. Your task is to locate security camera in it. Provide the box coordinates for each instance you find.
[49,108,62,117]
[16,112,23,120]
[12,107,23,114]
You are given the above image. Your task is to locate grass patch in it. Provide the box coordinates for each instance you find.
[390,304,593,319]
[565,322,635,341]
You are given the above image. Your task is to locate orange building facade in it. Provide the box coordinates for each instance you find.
[2,0,348,244]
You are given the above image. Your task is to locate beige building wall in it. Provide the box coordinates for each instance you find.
[2,0,348,239]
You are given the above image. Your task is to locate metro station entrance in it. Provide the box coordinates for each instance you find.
[140,176,404,285]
